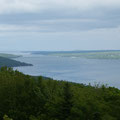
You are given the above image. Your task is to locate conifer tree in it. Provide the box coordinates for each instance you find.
[58,82,73,120]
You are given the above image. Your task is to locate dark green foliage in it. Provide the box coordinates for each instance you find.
[0,57,32,67]
[56,82,73,120]
[0,67,120,120]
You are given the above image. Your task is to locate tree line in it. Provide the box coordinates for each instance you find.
[0,67,120,120]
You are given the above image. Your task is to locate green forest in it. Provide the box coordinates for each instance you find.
[0,67,120,120]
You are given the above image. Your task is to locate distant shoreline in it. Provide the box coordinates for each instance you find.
[25,50,120,60]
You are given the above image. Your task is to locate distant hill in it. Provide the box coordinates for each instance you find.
[0,56,32,68]
[30,50,120,59]
[0,53,21,59]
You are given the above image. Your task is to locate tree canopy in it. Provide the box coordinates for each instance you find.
[0,67,120,120]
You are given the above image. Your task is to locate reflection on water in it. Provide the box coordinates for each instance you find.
[13,54,120,88]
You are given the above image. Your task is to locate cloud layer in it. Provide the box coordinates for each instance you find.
[0,0,120,50]
[0,0,120,14]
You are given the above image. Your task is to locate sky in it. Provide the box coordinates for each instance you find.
[0,0,120,51]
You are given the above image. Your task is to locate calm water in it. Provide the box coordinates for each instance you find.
[13,54,120,88]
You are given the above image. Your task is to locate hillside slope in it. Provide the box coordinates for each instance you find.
[0,67,120,120]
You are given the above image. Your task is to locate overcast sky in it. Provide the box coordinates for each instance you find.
[0,0,120,51]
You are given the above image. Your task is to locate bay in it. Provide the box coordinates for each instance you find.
[13,54,120,88]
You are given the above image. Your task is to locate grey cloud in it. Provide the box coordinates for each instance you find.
[0,0,120,51]
[0,0,120,14]
[0,8,120,33]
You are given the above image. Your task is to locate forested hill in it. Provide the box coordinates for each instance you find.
[0,53,21,58]
[0,67,120,120]
[0,56,32,67]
